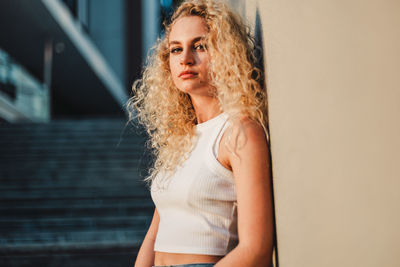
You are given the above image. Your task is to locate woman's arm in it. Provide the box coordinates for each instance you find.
[215,117,274,267]
[134,208,160,267]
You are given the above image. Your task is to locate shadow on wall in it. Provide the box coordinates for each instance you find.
[254,7,279,267]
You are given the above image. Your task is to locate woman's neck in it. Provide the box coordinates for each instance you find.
[190,95,221,124]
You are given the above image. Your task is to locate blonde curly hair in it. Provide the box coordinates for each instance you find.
[126,0,268,184]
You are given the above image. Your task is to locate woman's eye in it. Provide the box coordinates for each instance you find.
[194,44,206,51]
[170,47,182,54]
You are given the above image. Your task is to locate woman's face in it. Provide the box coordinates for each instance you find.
[168,16,213,96]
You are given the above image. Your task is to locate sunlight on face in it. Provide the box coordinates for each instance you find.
[168,16,213,96]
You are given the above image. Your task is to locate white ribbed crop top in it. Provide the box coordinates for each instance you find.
[150,112,238,256]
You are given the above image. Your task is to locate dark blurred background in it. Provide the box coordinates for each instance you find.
[0,0,180,266]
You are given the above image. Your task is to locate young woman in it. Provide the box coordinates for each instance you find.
[127,1,274,266]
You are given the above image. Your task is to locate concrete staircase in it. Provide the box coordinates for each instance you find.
[0,118,154,266]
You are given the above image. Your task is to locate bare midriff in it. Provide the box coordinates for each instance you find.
[154,251,223,266]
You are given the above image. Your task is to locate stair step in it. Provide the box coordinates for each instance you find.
[0,177,147,189]
[0,216,151,232]
[0,187,150,200]
[0,173,150,181]
[0,203,154,219]
[0,159,145,170]
[0,229,148,245]
[0,197,152,208]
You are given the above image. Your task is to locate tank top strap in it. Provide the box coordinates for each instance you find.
[211,113,230,158]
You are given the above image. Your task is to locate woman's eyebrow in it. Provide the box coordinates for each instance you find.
[169,40,181,45]
[169,36,205,46]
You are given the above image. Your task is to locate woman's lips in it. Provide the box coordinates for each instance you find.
[179,71,198,79]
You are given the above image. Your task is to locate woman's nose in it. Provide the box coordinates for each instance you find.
[180,50,195,65]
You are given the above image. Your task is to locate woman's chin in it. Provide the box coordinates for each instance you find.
[176,84,213,96]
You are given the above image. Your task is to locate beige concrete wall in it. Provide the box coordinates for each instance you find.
[230,0,400,266]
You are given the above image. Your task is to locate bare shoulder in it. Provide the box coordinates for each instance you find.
[218,114,269,171]
[226,114,268,150]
